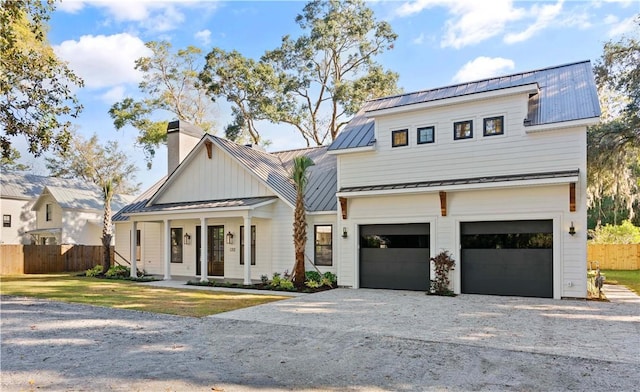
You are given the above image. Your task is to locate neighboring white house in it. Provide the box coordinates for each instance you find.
[0,173,132,245]
[114,61,600,299]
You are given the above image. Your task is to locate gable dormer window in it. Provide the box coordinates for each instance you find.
[484,116,504,136]
[392,129,408,147]
[454,120,473,140]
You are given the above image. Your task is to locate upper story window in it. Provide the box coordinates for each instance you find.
[314,225,333,266]
[454,120,473,140]
[483,116,504,136]
[391,129,408,147]
[45,204,52,221]
[417,126,435,144]
[3,214,11,228]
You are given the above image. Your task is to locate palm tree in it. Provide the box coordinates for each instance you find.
[291,155,314,287]
[101,179,114,273]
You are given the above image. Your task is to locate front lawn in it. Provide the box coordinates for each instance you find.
[0,274,288,317]
[601,270,640,295]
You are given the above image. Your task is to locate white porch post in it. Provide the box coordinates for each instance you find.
[163,219,171,280]
[243,215,252,285]
[130,221,137,278]
[200,217,208,282]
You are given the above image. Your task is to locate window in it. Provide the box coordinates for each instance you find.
[45,204,52,221]
[3,215,11,228]
[454,120,473,140]
[417,126,435,144]
[483,116,504,136]
[240,225,256,265]
[170,228,183,263]
[136,230,141,261]
[391,129,408,147]
[314,225,333,266]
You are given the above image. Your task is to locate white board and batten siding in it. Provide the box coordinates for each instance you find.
[156,143,275,204]
[339,94,585,189]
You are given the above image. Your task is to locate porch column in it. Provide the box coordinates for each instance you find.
[200,217,208,282]
[163,219,171,280]
[243,215,252,285]
[130,221,137,278]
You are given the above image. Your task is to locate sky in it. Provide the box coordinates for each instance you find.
[14,0,640,191]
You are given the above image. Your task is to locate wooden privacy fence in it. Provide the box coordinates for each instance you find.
[587,244,640,270]
[0,245,113,275]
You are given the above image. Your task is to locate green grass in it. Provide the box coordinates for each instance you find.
[601,270,640,295]
[0,274,288,317]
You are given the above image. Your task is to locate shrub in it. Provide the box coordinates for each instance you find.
[589,220,640,244]
[305,279,321,288]
[105,265,130,278]
[270,272,282,288]
[260,274,269,284]
[85,265,103,277]
[305,271,322,282]
[322,272,337,285]
[430,250,456,296]
[278,280,295,291]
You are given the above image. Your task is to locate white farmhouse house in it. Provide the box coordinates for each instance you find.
[0,173,132,245]
[114,61,600,299]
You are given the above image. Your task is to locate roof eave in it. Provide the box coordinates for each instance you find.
[525,117,600,133]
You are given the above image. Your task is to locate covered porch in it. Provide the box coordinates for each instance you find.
[125,197,278,284]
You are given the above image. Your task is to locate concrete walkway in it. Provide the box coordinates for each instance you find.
[603,283,640,304]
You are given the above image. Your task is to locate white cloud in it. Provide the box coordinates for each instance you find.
[54,33,152,89]
[57,0,85,13]
[607,15,637,37]
[603,14,618,24]
[504,0,564,44]
[412,32,425,45]
[195,29,212,46]
[452,57,515,83]
[100,86,126,103]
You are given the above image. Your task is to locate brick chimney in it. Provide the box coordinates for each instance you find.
[167,120,203,174]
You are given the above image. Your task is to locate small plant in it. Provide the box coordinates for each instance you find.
[322,271,337,285]
[105,265,130,278]
[305,279,321,288]
[305,271,322,282]
[270,272,282,288]
[278,279,295,291]
[85,265,103,277]
[260,274,269,284]
[430,250,456,296]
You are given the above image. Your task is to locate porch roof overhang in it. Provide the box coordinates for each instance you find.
[122,196,278,219]
[26,228,62,236]
[336,170,579,198]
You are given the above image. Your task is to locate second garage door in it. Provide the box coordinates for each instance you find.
[461,220,553,298]
[360,223,430,290]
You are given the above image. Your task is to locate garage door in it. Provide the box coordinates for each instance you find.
[461,220,553,298]
[360,223,430,290]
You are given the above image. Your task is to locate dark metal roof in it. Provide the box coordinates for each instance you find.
[329,61,600,151]
[114,135,338,220]
[273,146,337,212]
[122,196,278,215]
[339,170,579,193]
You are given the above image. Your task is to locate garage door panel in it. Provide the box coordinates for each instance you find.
[461,249,553,297]
[360,249,430,290]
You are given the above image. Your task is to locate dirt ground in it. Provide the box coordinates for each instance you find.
[1,293,638,391]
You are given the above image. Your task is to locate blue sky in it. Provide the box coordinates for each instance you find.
[17,0,640,190]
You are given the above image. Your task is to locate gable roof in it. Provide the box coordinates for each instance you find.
[1,172,96,200]
[114,135,337,220]
[329,60,601,151]
[32,186,134,212]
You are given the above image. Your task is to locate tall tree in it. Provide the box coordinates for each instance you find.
[46,133,140,272]
[262,0,400,146]
[109,41,217,168]
[290,155,314,287]
[200,48,289,145]
[0,148,31,172]
[588,15,640,226]
[0,0,83,159]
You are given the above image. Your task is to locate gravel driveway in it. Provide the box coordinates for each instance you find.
[1,288,639,391]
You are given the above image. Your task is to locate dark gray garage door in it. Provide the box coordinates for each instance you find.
[461,220,553,298]
[360,223,430,290]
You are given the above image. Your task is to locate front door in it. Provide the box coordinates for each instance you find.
[196,225,225,276]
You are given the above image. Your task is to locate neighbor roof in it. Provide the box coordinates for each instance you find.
[1,172,96,200]
[32,186,134,212]
[329,60,601,151]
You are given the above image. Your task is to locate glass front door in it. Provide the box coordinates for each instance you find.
[196,225,224,276]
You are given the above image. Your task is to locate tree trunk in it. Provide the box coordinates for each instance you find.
[292,189,307,287]
[102,191,113,273]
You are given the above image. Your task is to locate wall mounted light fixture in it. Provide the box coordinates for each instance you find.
[226,231,234,244]
[342,227,348,238]
[183,233,191,245]
[569,222,576,236]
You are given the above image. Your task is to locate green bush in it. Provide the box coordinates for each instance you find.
[278,279,295,291]
[85,265,103,277]
[270,272,282,288]
[322,272,337,285]
[305,279,321,288]
[305,271,322,282]
[589,220,640,244]
[105,265,130,278]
